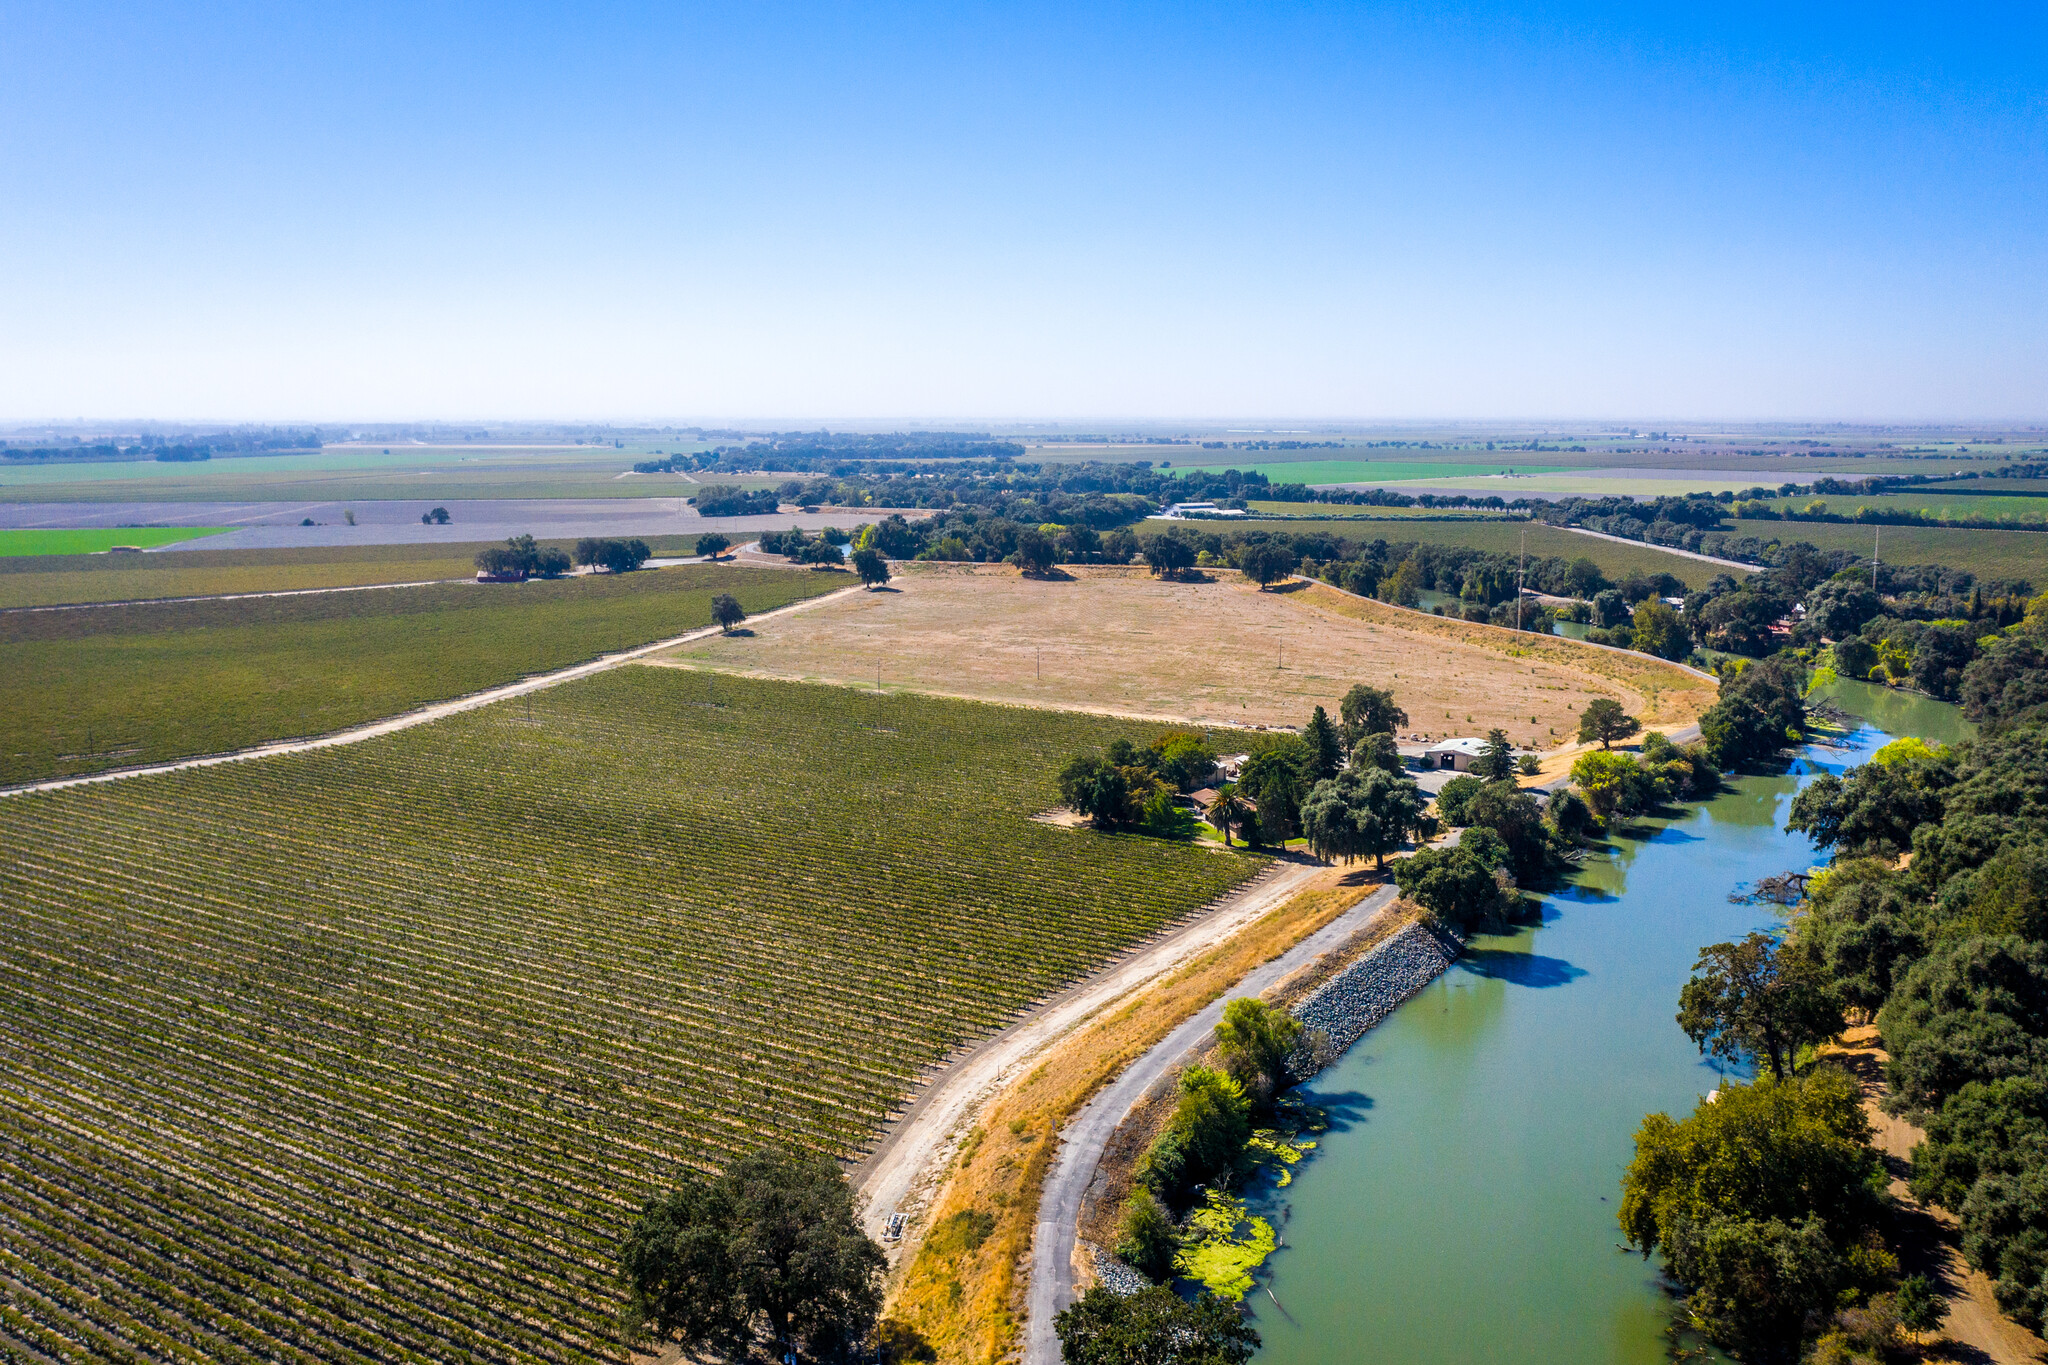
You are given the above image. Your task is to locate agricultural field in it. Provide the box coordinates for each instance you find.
[1134,517,1731,589]
[0,670,1260,1364]
[1774,491,2048,525]
[1,565,838,784]
[0,534,729,610]
[0,445,711,503]
[0,527,229,556]
[1726,518,2048,585]
[1239,502,1510,519]
[1174,460,1585,485]
[649,564,1713,748]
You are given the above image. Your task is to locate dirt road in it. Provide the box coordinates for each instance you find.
[0,583,863,798]
[852,862,1327,1245]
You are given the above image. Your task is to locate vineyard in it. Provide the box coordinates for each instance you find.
[0,671,1261,1363]
[1,566,837,784]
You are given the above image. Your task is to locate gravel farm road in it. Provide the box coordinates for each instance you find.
[1021,882,1399,1365]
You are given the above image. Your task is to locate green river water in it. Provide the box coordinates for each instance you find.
[1250,680,1971,1362]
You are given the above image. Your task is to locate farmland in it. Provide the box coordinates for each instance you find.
[1135,517,1732,589]
[1725,518,2048,585]
[1,565,838,784]
[649,564,1713,747]
[0,534,729,610]
[0,670,1260,1364]
[0,527,229,556]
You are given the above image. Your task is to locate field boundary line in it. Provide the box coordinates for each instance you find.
[0,582,865,799]
[0,575,471,614]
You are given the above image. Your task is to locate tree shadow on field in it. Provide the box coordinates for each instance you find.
[1267,580,1312,596]
[718,627,756,637]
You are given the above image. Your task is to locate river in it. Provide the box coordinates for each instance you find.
[1249,680,1970,1363]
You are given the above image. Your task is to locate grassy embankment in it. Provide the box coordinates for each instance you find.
[0,533,733,609]
[0,564,837,783]
[1134,517,1731,590]
[886,872,1370,1365]
[1290,580,1718,731]
[0,670,1260,1364]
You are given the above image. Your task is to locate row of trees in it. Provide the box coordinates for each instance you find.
[475,533,571,578]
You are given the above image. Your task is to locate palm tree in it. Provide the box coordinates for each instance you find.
[1206,784,1246,848]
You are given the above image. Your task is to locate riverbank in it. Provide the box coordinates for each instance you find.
[1246,702,1917,1363]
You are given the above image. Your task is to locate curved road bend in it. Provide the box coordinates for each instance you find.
[0,582,864,799]
[854,862,1326,1244]
[1022,882,1400,1365]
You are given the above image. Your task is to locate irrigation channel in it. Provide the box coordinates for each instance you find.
[1245,680,1973,1363]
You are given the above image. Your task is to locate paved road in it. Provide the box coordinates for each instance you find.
[1558,523,1757,572]
[0,583,863,798]
[1021,883,1399,1365]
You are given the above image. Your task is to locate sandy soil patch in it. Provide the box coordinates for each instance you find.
[640,564,1708,751]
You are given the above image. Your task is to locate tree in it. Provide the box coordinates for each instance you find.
[1392,834,1518,929]
[1880,936,2048,1115]
[1787,759,1949,858]
[1015,528,1057,576]
[851,546,890,588]
[1631,599,1690,660]
[619,1149,885,1363]
[1338,684,1407,746]
[1135,1066,1252,1207]
[1060,754,1133,829]
[1114,1188,1181,1281]
[1205,784,1246,847]
[1150,732,1218,791]
[1300,766,1423,869]
[1570,750,1650,818]
[694,532,731,558]
[420,505,451,525]
[1700,658,1808,770]
[711,594,745,633]
[1302,706,1342,780]
[1054,1285,1257,1365]
[1474,728,1516,782]
[1238,741,1314,845]
[1237,541,1297,589]
[1576,699,1640,750]
[1566,557,1606,598]
[1213,997,1303,1103]
[1677,932,1844,1082]
[1142,536,1196,580]
[1434,774,1484,826]
[1620,1070,1885,1363]
[1349,731,1403,777]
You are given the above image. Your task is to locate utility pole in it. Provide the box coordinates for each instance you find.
[1872,526,1881,589]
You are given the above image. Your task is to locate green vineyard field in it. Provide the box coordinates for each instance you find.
[0,671,1261,1363]
[0,566,840,785]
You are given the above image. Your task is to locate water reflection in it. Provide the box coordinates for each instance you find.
[1250,693,1933,1365]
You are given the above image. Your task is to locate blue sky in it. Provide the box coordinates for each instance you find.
[2,1,2043,422]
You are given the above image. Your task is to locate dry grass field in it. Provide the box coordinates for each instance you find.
[644,564,1715,749]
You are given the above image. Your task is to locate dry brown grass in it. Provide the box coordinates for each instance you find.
[643,564,1712,752]
[1288,580,1717,731]
[881,872,1364,1364]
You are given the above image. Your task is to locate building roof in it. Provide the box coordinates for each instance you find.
[1423,736,1494,756]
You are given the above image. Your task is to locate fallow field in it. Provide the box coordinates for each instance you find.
[1,565,839,784]
[0,670,1261,1364]
[649,564,1714,749]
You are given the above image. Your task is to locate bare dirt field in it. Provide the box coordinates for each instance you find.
[641,564,1713,750]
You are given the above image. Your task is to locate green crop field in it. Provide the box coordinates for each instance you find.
[0,527,230,556]
[1240,502,1509,519]
[1136,517,1730,589]
[1,565,840,784]
[0,670,1260,1364]
[1726,518,2048,586]
[1174,460,1582,485]
[0,534,730,610]
[1774,492,2048,525]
